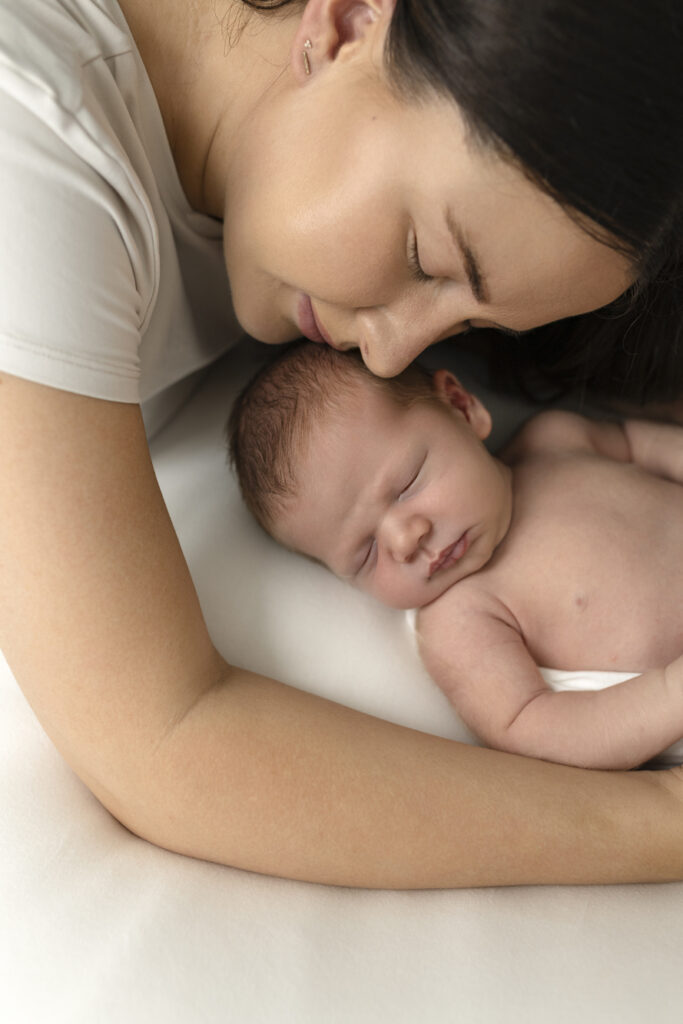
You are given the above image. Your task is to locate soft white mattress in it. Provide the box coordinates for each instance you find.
[2,339,683,1023]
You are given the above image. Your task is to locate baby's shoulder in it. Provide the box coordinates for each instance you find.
[500,410,596,464]
[417,577,517,648]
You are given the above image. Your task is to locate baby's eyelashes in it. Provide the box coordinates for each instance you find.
[356,538,377,577]
[397,454,427,502]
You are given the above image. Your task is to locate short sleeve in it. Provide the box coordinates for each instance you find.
[0,87,145,402]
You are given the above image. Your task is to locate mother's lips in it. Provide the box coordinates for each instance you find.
[297,294,335,347]
[429,532,469,578]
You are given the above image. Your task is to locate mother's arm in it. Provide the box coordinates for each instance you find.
[2,373,682,889]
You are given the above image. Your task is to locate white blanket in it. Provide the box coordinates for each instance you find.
[2,339,683,1024]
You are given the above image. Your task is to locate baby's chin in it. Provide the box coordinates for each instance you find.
[379,554,491,609]
[376,577,457,611]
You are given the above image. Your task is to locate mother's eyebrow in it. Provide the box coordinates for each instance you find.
[445,209,489,305]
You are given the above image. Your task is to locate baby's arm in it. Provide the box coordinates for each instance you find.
[503,408,683,484]
[417,590,683,770]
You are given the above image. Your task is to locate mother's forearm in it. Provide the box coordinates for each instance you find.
[100,664,683,889]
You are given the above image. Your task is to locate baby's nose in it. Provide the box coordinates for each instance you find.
[386,513,432,563]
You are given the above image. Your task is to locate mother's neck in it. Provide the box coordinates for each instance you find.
[117,0,299,216]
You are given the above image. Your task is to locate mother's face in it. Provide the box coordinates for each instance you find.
[221,11,633,377]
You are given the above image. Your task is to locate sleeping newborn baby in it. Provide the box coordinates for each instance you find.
[228,341,683,770]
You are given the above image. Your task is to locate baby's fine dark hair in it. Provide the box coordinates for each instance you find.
[241,0,683,404]
[227,342,433,532]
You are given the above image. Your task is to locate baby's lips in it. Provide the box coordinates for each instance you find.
[429,531,469,577]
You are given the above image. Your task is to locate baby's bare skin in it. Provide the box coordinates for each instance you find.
[449,447,683,672]
[417,409,683,769]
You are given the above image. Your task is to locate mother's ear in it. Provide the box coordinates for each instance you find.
[432,369,492,441]
[291,0,397,84]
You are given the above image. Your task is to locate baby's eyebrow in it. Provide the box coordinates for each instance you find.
[332,489,384,579]
[332,434,423,578]
[335,457,416,578]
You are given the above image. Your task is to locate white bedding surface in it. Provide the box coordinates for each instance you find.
[3,339,683,1023]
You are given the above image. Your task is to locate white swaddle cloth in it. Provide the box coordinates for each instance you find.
[405,609,683,765]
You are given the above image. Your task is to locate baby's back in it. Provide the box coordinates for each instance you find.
[469,451,683,671]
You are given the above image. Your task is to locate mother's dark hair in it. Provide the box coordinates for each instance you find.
[243,0,683,404]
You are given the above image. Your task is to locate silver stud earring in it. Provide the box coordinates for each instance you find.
[303,38,312,76]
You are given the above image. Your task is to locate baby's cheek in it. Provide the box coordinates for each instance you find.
[374,571,419,611]
[365,568,392,607]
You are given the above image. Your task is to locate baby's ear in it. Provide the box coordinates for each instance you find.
[432,369,492,441]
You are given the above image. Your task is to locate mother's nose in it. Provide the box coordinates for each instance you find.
[357,300,471,377]
[381,510,432,563]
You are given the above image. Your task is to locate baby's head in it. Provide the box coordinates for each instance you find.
[228,342,512,609]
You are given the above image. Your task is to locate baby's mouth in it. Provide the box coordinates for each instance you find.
[429,532,469,578]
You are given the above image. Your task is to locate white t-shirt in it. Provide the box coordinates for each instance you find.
[0,0,242,425]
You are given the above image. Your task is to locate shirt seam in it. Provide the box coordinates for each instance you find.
[0,330,139,379]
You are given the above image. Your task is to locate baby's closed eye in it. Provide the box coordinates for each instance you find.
[397,454,427,502]
[356,538,377,576]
